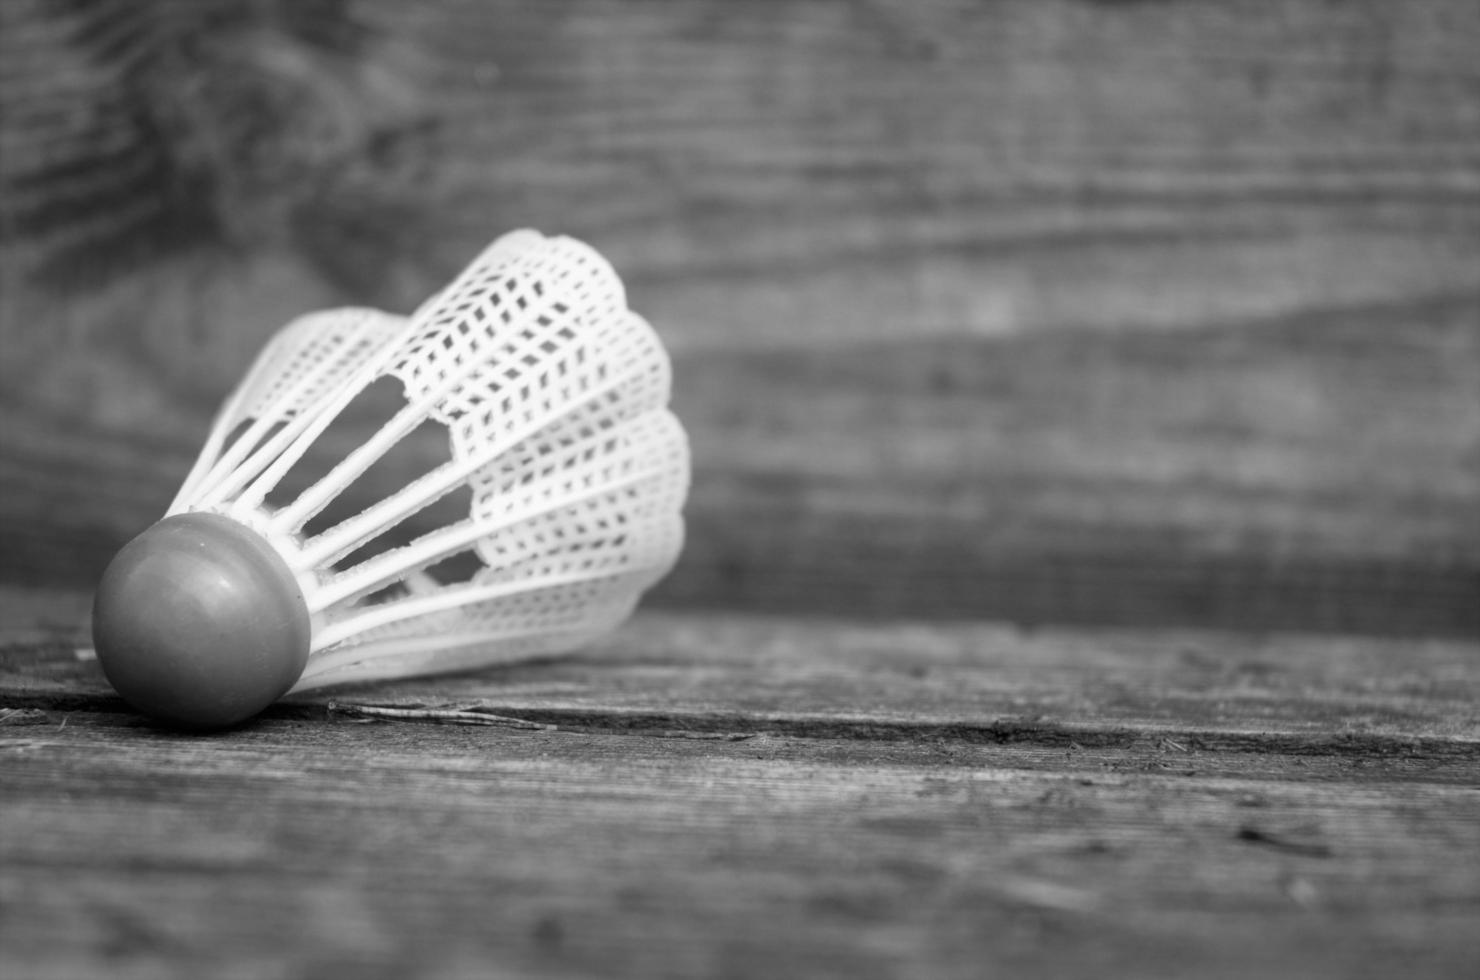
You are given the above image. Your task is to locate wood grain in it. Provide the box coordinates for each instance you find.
[5,585,1478,758]
[4,717,1478,980]
[2,0,1478,633]
[2,588,1478,979]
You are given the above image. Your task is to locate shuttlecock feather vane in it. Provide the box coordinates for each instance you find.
[92,230,689,728]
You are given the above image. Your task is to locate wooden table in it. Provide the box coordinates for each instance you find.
[2,586,1476,978]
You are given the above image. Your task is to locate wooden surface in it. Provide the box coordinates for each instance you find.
[2,587,1479,979]
[2,0,1478,633]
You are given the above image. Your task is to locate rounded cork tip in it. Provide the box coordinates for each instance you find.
[92,513,311,730]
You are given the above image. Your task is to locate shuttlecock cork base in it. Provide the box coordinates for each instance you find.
[93,513,312,729]
[92,230,690,730]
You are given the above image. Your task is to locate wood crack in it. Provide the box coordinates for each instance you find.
[3,692,1474,762]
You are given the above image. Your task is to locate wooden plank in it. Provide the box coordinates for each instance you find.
[3,589,1477,977]
[4,588,1477,751]
[2,0,1478,632]
[2,699,1477,979]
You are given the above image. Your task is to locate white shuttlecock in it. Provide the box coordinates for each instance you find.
[91,230,689,728]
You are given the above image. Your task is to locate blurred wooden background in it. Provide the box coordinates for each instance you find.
[1,0,1477,635]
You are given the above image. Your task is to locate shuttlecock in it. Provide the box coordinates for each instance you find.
[91,230,689,729]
